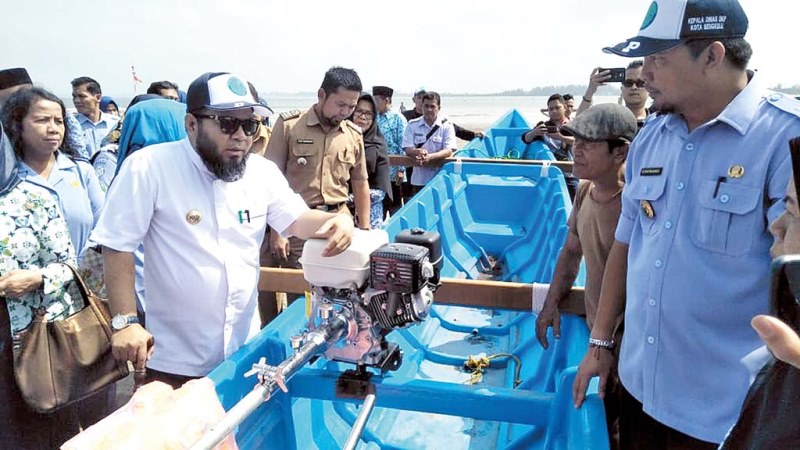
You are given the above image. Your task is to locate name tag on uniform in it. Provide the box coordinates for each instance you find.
[640,167,663,176]
[296,139,314,144]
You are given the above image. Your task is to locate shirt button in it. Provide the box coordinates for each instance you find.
[685,143,694,151]
[647,336,655,344]
[664,220,673,230]
[649,299,656,307]
[676,182,685,191]
[719,194,730,203]
[654,259,663,268]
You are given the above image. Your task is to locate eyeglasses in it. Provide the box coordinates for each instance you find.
[622,79,646,88]
[353,109,374,120]
[193,114,260,136]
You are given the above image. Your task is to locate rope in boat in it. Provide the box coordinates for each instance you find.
[464,353,522,387]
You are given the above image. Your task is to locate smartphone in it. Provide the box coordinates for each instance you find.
[770,255,800,330]
[546,125,559,133]
[600,67,626,83]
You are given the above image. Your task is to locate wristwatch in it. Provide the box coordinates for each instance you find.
[111,314,140,331]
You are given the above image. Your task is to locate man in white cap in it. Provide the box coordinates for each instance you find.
[572,0,800,448]
[92,72,355,387]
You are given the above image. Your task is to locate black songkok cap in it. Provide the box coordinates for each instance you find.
[0,68,32,90]
[372,86,394,98]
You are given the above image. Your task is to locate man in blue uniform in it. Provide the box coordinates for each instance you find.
[572,0,800,448]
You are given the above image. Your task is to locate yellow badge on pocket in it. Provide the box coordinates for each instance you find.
[640,200,655,219]
[728,165,745,178]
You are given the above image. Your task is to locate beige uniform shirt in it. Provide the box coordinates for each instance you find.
[266,107,367,207]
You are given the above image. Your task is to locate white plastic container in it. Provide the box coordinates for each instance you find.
[300,228,389,289]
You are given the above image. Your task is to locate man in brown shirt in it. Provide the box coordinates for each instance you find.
[535,103,637,346]
[260,67,370,325]
[534,104,637,450]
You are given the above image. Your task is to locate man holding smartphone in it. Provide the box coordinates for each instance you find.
[522,93,577,198]
[572,0,800,448]
[577,61,650,129]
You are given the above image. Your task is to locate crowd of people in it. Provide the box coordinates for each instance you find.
[1,0,800,448]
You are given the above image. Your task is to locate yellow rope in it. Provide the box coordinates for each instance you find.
[464,353,522,387]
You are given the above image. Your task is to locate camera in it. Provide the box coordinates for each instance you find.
[545,125,559,133]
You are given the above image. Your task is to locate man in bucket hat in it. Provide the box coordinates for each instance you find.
[572,0,800,447]
[92,72,355,387]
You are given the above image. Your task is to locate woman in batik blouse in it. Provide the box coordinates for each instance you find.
[0,121,80,449]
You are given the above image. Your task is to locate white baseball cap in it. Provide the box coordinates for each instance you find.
[603,0,748,58]
[186,72,271,116]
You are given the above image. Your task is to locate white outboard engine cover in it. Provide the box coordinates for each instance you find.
[299,229,389,289]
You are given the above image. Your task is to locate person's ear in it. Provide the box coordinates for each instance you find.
[185,113,198,134]
[317,88,326,104]
[614,143,630,164]
[705,41,726,69]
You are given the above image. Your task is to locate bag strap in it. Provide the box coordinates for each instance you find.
[420,118,447,146]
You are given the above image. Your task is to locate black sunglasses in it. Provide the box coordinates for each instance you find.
[622,79,646,88]
[194,114,260,136]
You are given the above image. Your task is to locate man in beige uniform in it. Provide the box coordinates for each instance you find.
[260,66,370,325]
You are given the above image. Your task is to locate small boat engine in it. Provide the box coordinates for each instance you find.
[300,228,441,372]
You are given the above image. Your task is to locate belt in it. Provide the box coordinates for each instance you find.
[314,202,345,212]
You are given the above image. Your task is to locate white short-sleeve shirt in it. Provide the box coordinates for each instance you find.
[91,138,308,376]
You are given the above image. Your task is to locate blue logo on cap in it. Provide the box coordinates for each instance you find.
[640,1,658,30]
[227,77,247,96]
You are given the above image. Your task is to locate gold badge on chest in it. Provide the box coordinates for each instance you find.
[186,209,202,225]
[727,165,745,179]
[640,200,655,219]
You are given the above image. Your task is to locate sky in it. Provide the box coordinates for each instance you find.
[2,0,798,99]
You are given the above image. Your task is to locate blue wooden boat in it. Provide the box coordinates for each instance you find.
[454,109,554,161]
[205,117,607,449]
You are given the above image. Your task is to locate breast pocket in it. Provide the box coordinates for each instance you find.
[337,145,356,165]
[627,176,667,235]
[290,143,316,176]
[691,180,761,256]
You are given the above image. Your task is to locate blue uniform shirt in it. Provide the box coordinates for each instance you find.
[74,111,119,158]
[615,75,800,443]
[19,152,105,261]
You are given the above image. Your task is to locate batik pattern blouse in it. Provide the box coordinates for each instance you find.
[0,182,78,334]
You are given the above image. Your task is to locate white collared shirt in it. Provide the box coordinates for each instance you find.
[91,138,308,376]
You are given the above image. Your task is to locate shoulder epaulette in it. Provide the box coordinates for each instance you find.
[279,109,301,121]
[765,92,800,119]
[345,120,363,134]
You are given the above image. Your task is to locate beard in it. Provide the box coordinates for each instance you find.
[195,127,249,182]
[319,113,343,128]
